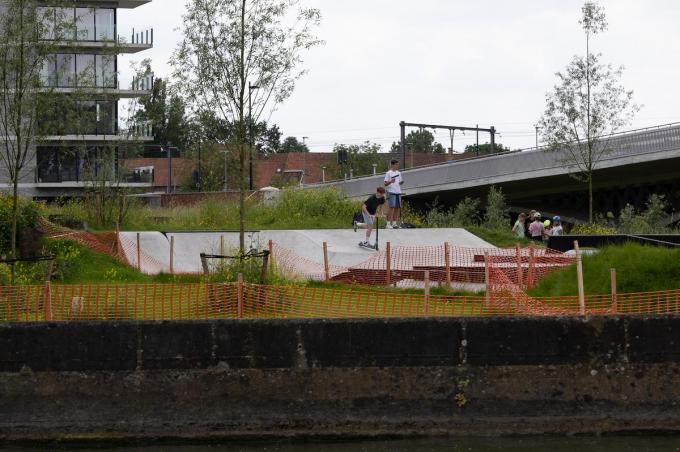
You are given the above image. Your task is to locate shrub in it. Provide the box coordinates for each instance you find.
[618,194,669,234]
[483,186,510,231]
[0,195,42,256]
[571,223,618,235]
[452,197,481,227]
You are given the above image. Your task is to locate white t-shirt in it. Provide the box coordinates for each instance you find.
[384,169,402,194]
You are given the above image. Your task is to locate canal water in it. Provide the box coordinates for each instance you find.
[5,437,680,452]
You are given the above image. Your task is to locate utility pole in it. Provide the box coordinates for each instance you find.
[399,121,406,169]
[490,126,496,153]
[535,125,539,149]
[476,124,479,156]
[166,142,173,194]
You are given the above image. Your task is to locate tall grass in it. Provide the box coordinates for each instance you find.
[50,187,360,231]
[529,243,680,297]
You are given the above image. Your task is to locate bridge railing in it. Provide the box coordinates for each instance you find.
[316,123,680,197]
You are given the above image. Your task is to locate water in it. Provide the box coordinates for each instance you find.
[5,437,680,452]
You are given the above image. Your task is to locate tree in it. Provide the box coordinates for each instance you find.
[332,141,384,178]
[280,136,309,153]
[464,142,509,155]
[134,67,191,150]
[390,129,445,154]
[172,0,321,253]
[538,2,640,222]
[0,0,72,273]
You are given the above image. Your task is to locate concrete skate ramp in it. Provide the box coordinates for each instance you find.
[124,228,495,275]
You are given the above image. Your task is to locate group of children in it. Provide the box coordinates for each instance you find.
[354,159,404,248]
[512,210,563,243]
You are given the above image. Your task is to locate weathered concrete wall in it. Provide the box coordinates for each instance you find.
[1,317,680,441]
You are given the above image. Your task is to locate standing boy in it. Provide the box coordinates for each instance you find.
[384,159,403,228]
[354,187,386,247]
[528,212,545,242]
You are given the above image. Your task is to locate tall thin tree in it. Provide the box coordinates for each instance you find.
[538,2,639,222]
[172,0,322,253]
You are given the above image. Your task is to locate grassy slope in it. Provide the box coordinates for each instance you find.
[529,243,680,297]
[466,226,533,248]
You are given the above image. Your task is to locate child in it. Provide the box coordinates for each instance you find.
[551,216,564,236]
[384,159,404,228]
[528,212,544,242]
[354,187,386,247]
[512,213,526,239]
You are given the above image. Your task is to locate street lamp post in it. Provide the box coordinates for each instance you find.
[248,82,260,191]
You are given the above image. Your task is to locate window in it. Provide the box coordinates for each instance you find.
[79,101,97,135]
[56,54,75,87]
[40,55,56,87]
[75,8,95,41]
[95,9,115,41]
[76,54,95,86]
[37,7,55,40]
[54,8,75,41]
[96,54,116,88]
[97,101,117,134]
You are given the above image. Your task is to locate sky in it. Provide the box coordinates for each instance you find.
[119,0,680,152]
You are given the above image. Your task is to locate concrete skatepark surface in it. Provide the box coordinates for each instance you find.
[120,228,495,275]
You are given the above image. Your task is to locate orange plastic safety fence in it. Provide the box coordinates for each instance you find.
[1,283,679,322]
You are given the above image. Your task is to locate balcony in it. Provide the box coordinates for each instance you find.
[39,72,155,99]
[34,147,153,187]
[41,121,154,143]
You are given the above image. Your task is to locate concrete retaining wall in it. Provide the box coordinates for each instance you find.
[1,316,680,441]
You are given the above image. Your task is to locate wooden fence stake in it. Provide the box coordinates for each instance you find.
[115,222,120,256]
[515,243,523,288]
[169,236,175,275]
[323,242,330,281]
[220,235,225,256]
[527,246,535,289]
[424,270,430,315]
[484,251,490,305]
[444,242,452,288]
[575,240,585,316]
[136,232,141,271]
[610,267,617,314]
[200,253,209,275]
[385,241,391,286]
[43,281,53,321]
[237,273,244,319]
[268,239,274,273]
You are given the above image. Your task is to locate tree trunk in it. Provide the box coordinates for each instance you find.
[588,174,593,224]
[10,179,19,283]
[238,0,246,255]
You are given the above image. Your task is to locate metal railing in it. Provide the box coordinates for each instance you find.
[320,123,680,197]
[130,27,154,45]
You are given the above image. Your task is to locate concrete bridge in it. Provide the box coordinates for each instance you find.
[311,124,680,221]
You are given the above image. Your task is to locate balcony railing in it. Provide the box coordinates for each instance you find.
[132,73,154,91]
[131,27,154,45]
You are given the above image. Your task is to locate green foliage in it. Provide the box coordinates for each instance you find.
[135,74,191,150]
[280,136,309,153]
[571,223,617,235]
[463,142,510,155]
[0,196,42,255]
[529,244,680,296]
[619,194,668,234]
[483,186,510,231]
[390,129,445,154]
[332,141,386,179]
[423,197,480,229]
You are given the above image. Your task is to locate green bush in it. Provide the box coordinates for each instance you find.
[0,195,42,255]
[619,194,669,234]
[571,223,618,235]
[483,186,510,231]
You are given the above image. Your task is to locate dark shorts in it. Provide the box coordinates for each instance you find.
[531,236,543,242]
[387,193,401,208]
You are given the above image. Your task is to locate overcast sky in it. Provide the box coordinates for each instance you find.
[119,0,680,152]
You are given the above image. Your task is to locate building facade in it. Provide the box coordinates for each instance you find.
[1,0,154,199]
